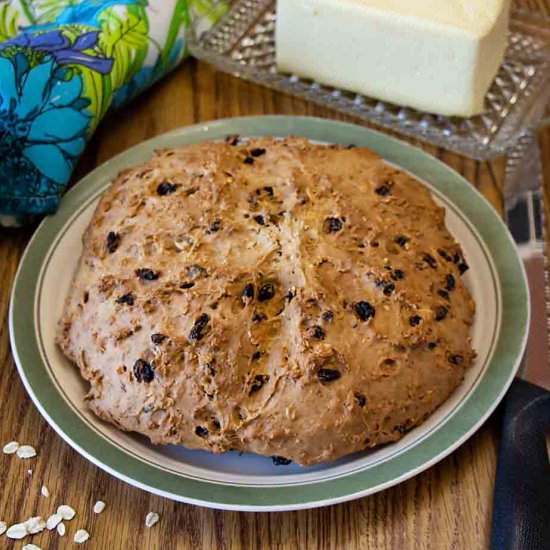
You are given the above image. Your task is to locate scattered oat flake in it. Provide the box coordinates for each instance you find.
[6,522,28,539]
[25,516,46,535]
[145,512,159,528]
[93,500,106,514]
[46,513,62,530]
[3,441,19,454]
[40,485,49,498]
[16,445,37,459]
[57,522,66,536]
[0,521,6,535]
[57,505,76,521]
[74,529,90,544]
[23,544,41,550]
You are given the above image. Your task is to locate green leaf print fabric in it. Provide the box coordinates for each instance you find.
[0,0,225,225]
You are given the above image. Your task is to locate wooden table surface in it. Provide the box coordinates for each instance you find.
[1,1,549,548]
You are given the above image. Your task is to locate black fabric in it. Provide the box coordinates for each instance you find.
[491,379,550,550]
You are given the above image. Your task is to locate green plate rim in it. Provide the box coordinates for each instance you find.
[9,115,529,511]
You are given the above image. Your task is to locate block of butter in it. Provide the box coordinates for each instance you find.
[275,0,511,117]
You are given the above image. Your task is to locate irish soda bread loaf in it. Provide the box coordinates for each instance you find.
[58,137,475,466]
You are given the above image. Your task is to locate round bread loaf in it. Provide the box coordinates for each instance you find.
[58,137,475,466]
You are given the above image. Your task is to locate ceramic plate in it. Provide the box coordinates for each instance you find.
[9,116,529,511]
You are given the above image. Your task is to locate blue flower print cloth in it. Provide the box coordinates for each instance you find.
[0,0,225,225]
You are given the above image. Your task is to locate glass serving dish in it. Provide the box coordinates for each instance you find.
[188,0,550,160]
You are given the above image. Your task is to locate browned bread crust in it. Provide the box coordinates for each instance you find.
[57,137,475,466]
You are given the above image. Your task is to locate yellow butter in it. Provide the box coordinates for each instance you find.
[275,0,511,116]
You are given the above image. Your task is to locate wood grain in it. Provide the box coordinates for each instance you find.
[1,1,549,548]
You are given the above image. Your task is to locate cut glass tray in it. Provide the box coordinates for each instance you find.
[188,1,550,160]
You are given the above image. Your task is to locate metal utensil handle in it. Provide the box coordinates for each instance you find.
[493,133,550,550]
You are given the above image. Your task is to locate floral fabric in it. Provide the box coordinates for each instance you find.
[0,0,223,225]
